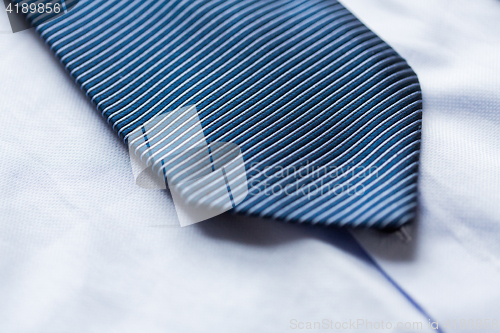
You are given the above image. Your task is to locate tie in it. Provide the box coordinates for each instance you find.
[21,0,422,229]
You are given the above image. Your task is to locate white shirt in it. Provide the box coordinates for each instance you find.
[0,0,499,332]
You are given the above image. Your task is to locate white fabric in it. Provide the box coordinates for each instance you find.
[0,20,432,333]
[342,0,500,331]
[2,0,500,331]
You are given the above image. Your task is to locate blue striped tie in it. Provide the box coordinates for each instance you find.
[20,0,422,228]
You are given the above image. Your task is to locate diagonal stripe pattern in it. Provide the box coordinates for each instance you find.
[19,0,422,228]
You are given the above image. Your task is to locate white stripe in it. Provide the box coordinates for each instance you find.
[242,59,406,185]
[82,0,197,96]
[333,176,418,226]
[92,0,238,108]
[148,29,376,188]
[72,0,187,81]
[376,201,418,228]
[113,0,329,135]
[239,79,419,214]
[36,0,102,35]
[104,0,292,128]
[64,0,248,66]
[296,152,420,225]
[58,0,159,63]
[45,0,118,48]
[331,163,420,227]
[295,135,421,223]
[182,20,364,141]
[132,16,363,173]
[168,50,406,205]
[126,2,341,153]
[253,103,421,217]
[262,105,421,219]
[124,1,320,156]
[384,209,416,228]
[165,44,397,194]
[355,189,417,226]
[119,5,347,140]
